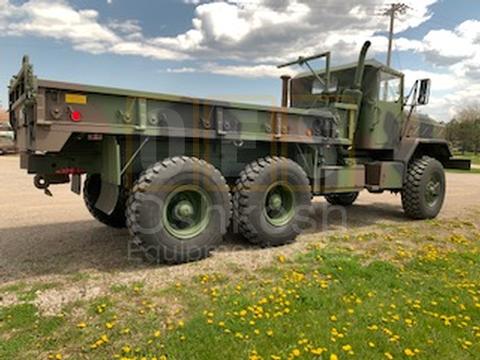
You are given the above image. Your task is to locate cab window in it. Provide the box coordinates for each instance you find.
[378,71,401,102]
[312,76,338,94]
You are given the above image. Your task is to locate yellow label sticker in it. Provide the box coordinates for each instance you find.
[65,94,87,105]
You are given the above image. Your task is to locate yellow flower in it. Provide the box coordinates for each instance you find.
[55,355,63,360]
[277,255,286,263]
[342,344,352,352]
[267,329,274,337]
[384,352,393,360]
[154,330,161,337]
[271,356,281,360]
[311,348,325,355]
[330,315,337,321]
[291,349,301,357]
[368,342,375,348]
[105,322,114,329]
[330,354,338,360]
[404,349,415,357]
[77,322,87,329]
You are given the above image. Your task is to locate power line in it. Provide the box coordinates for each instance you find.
[382,3,410,67]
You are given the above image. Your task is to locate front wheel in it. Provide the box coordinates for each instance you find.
[401,156,446,219]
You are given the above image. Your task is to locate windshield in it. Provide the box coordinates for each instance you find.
[378,71,401,102]
[312,76,338,94]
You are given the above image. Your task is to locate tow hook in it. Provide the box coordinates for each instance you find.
[34,174,70,197]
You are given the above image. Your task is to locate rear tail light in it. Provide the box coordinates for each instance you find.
[70,110,82,122]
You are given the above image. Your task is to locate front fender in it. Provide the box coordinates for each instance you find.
[395,138,470,170]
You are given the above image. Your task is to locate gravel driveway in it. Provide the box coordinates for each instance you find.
[1,154,479,288]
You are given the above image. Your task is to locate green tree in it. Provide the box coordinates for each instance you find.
[448,106,480,154]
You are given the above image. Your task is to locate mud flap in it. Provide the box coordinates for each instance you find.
[95,136,121,215]
[95,181,119,215]
[71,174,82,195]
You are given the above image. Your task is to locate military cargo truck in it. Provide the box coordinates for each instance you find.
[8,41,469,263]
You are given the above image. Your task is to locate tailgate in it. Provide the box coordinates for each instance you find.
[9,56,39,152]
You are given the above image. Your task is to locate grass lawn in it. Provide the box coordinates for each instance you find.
[1,218,480,359]
[446,168,480,174]
[453,151,480,166]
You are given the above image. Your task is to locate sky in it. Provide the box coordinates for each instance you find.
[0,0,479,122]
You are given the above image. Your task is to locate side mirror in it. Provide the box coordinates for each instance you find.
[417,78,431,105]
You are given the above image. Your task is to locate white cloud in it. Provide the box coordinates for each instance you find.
[5,0,479,121]
[0,0,440,65]
[166,63,295,78]
[395,19,480,121]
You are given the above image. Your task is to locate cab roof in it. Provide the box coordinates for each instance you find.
[293,58,404,80]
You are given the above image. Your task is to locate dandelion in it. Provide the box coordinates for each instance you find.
[404,349,415,357]
[311,348,326,355]
[342,344,352,352]
[330,354,338,360]
[291,349,301,357]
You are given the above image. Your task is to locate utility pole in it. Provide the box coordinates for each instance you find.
[383,3,409,67]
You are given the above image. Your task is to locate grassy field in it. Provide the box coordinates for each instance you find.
[453,152,480,166]
[1,216,480,359]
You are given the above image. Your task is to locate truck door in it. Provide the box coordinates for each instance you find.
[375,71,403,148]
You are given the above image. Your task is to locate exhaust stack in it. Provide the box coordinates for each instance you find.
[280,75,291,108]
[353,41,372,90]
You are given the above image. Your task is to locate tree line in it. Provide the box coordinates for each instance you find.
[446,106,480,154]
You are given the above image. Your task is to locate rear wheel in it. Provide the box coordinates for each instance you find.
[83,174,127,228]
[233,157,312,247]
[401,156,446,219]
[126,157,231,264]
[325,192,359,206]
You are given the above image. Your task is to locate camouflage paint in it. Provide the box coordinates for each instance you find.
[8,45,463,200]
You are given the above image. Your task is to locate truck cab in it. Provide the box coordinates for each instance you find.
[291,60,411,151]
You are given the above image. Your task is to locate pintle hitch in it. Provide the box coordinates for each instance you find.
[34,174,70,197]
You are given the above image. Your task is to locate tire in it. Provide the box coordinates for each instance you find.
[325,192,359,206]
[126,157,231,264]
[401,156,446,220]
[83,174,127,228]
[233,156,312,247]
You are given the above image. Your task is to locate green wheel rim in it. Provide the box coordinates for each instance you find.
[264,182,296,227]
[163,185,211,240]
[425,172,442,207]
